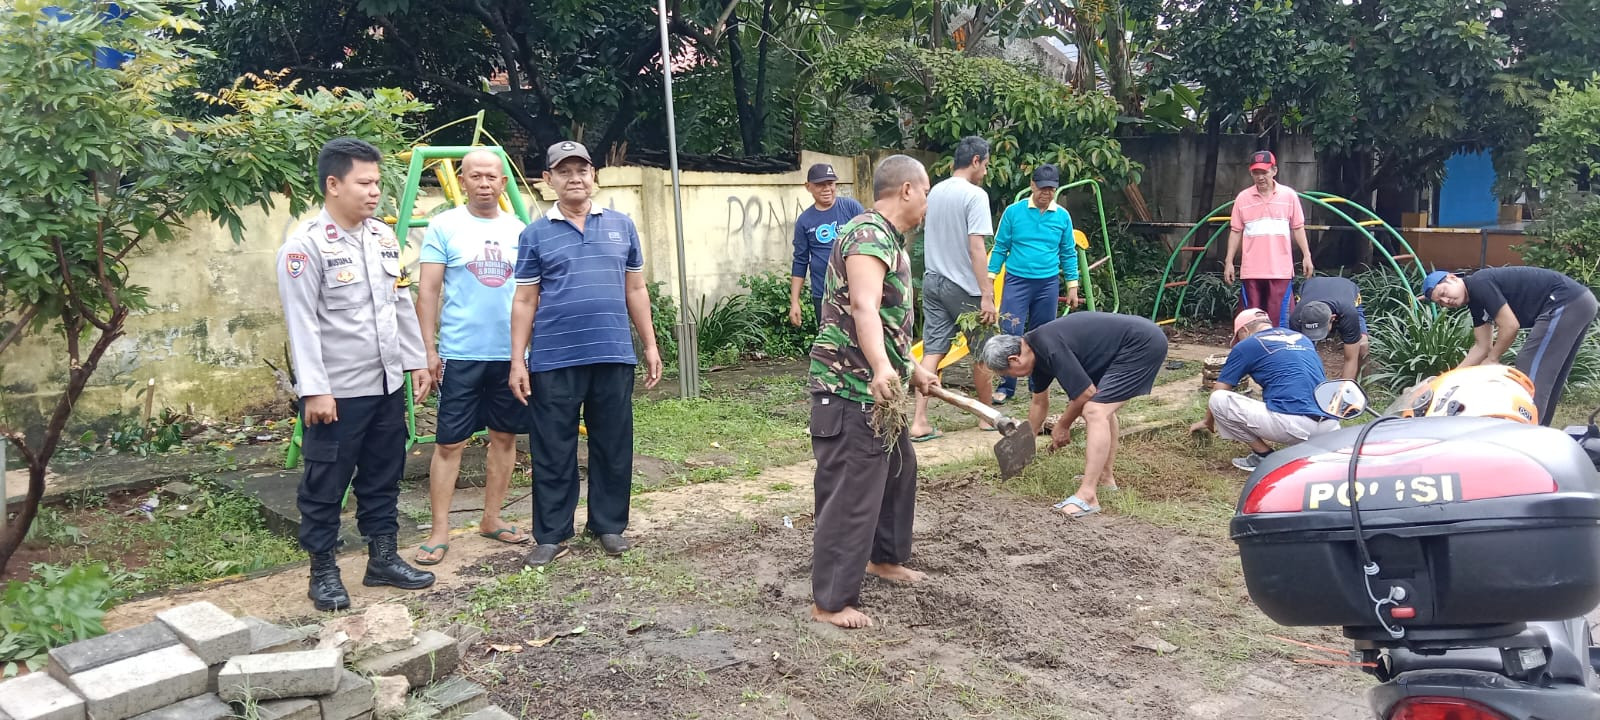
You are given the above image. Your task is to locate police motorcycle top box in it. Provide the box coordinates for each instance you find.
[1230,365,1600,720]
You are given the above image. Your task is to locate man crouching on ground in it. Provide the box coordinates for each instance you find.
[808,154,940,629]
[1191,308,1341,471]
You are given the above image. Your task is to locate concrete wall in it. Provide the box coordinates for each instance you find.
[1119,134,1319,224]
[0,151,860,432]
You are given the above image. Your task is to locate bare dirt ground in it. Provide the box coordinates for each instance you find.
[105,336,1374,719]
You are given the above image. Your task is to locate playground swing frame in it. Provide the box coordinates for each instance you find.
[1149,191,1429,328]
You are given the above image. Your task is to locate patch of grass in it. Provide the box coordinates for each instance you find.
[1154,360,1203,385]
[634,396,811,481]
[78,481,302,595]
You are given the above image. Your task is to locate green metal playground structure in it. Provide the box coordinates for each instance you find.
[283,143,533,469]
[1009,178,1121,315]
[1149,191,1429,327]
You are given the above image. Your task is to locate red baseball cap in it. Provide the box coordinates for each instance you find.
[1249,151,1276,172]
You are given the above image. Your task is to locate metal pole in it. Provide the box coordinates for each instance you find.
[657,0,699,398]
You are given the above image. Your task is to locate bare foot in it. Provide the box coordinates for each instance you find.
[866,562,927,583]
[812,604,874,628]
[909,422,935,438]
[978,420,995,431]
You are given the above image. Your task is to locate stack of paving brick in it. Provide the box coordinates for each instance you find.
[0,601,517,720]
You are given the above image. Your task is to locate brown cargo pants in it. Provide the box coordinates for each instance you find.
[809,392,918,613]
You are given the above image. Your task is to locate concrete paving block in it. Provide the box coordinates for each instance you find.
[360,604,415,656]
[128,694,231,720]
[353,631,458,688]
[422,677,488,716]
[461,708,516,720]
[155,601,252,665]
[318,670,375,720]
[244,616,304,654]
[0,672,85,720]
[254,698,320,720]
[46,622,180,683]
[67,643,208,720]
[371,676,407,719]
[217,649,343,703]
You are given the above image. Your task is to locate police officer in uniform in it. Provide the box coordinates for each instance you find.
[276,138,437,611]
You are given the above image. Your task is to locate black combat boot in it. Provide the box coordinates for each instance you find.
[363,534,436,589]
[308,551,351,612]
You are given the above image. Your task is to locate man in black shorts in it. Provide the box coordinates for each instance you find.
[978,312,1168,518]
[413,149,533,564]
[1286,275,1368,379]
[1422,266,1598,425]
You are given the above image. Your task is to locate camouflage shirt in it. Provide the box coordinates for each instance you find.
[808,211,914,404]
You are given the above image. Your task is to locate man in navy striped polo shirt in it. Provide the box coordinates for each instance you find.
[509,140,664,567]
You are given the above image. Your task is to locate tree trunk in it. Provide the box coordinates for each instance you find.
[1105,7,1139,117]
[751,0,772,153]
[725,14,760,156]
[1198,113,1223,219]
[0,316,125,573]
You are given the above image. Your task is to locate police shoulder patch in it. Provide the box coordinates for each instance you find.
[285,252,308,278]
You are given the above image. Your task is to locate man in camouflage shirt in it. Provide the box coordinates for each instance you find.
[808,155,940,629]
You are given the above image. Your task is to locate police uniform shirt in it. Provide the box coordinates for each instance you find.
[276,210,426,399]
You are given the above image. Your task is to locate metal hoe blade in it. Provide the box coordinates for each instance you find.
[993,420,1036,479]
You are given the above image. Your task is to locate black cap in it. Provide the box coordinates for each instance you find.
[1291,300,1333,341]
[1032,164,1060,189]
[806,163,838,183]
[546,140,591,170]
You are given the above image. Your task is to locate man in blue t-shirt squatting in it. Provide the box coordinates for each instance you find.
[1190,308,1342,472]
[789,162,866,326]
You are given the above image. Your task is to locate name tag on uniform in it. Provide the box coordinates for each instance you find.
[608,231,622,240]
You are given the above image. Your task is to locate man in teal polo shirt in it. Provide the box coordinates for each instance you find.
[987,164,1081,403]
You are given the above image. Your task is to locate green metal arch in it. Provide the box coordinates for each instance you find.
[1007,178,1118,314]
[1149,192,1429,327]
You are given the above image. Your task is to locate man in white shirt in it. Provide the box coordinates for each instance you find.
[909,136,998,441]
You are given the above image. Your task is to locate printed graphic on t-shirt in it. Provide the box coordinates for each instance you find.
[815,222,838,245]
[466,240,514,287]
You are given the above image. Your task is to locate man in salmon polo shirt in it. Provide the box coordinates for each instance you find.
[1223,150,1312,327]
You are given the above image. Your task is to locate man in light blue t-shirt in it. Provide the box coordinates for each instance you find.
[413,150,532,565]
[789,162,865,326]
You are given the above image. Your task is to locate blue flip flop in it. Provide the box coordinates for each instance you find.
[1052,495,1101,519]
[910,430,944,443]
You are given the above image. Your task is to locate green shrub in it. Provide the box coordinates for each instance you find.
[692,293,765,359]
[1351,268,1418,320]
[645,281,679,365]
[1367,308,1474,393]
[1519,194,1600,291]
[0,562,127,676]
[738,271,815,358]
[1179,273,1238,323]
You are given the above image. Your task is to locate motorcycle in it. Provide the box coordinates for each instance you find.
[1230,375,1600,720]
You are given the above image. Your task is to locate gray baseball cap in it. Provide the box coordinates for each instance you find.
[1291,300,1333,341]
[546,140,592,169]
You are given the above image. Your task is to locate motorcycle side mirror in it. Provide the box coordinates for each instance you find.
[1314,379,1370,420]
